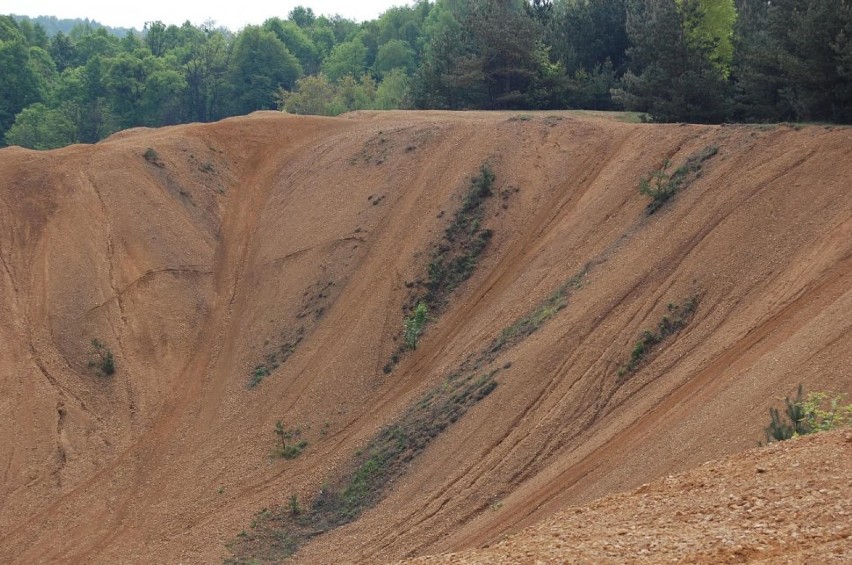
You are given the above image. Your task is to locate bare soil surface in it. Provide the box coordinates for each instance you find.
[0,111,849,563]
[402,429,852,564]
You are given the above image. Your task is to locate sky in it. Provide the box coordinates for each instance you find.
[3,0,414,31]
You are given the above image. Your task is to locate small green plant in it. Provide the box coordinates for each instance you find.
[249,365,271,388]
[765,385,852,443]
[639,145,718,213]
[272,421,308,460]
[280,441,308,460]
[289,494,301,517]
[88,338,115,376]
[403,301,428,350]
[274,420,286,451]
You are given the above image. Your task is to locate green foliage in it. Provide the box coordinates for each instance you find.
[615,0,731,123]
[249,365,271,389]
[617,297,698,381]
[0,35,46,140]
[227,26,303,115]
[374,68,410,109]
[7,0,852,150]
[684,0,738,78]
[403,301,428,350]
[638,145,719,213]
[733,0,852,123]
[263,18,322,74]
[88,338,115,376]
[280,72,404,116]
[384,164,497,374]
[271,421,308,460]
[547,0,629,77]
[765,385,852,443]
[288,494,301,517]
[321,38,367,83]
[373,38,415,76]
[278,74,336,115]
[411,0,544,109]
[229,368,499,562]
[4,102,76,149]
[424,163,495,307]
[492,269,586,353]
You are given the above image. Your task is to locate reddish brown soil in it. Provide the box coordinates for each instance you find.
[0,111,849,564]
[402,429,852,564]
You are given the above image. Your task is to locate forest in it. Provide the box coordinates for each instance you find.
[2,0,851,149]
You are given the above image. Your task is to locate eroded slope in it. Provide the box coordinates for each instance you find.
[0,112,849,563]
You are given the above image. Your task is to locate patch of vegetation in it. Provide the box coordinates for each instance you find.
[271,420,308,460]
[142,147,164,167]
[249,365,272,388]
[228,369,499,562]
[639,145,718,213]
[403,301,428,350]
[616,111,648,124]
[87,338,115,376]
[385,163,498,372]
[248,331,304,389]
[424,163,496,306]
[225,519,299,565]
[617,296,698,382]
[490,269,587,354]
[228,255,595,562]
[764,385,852,443]
[248,280,337,387]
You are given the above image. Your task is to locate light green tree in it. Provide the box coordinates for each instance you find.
[322,38,367,82]
[5,103,76,149]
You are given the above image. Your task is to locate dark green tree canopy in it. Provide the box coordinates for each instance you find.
[227,26,303,114]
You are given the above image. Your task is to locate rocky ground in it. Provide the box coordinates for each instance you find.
[403,430,852,564]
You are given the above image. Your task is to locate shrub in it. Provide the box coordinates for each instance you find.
[616,297,698,380]
[88,338,116,376]
[143,147,164,167]
[272,421,308,460]
[639,145,718,213]
[765,385,852,443]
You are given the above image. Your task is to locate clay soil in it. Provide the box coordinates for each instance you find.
[0,111,850,563]
[403,429,852,564]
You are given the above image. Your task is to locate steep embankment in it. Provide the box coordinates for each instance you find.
[0,111,849,563]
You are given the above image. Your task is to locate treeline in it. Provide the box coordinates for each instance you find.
[12,14,139,37]
[2,1,851,150]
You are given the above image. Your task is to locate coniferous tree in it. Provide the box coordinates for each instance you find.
[615,0,731,122]
[735,0,852,122]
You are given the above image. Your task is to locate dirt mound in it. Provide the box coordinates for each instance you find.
[0,111,849,563]
[402,429,852,564]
